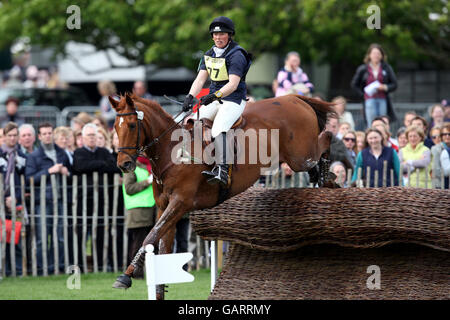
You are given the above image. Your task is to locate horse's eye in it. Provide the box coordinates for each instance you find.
[129,123,136,130]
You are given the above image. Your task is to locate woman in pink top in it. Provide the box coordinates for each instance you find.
[275,51,314,97]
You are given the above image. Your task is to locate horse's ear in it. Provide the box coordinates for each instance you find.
[109,96,119,109]
[125,93,134,108]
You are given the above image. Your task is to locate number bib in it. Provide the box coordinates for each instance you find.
[204,55,229,81]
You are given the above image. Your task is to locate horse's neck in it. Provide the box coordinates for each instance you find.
[142,103,175,140]
[142,103,178,179]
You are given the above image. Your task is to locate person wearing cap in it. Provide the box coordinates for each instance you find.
[0,97,25,128]
[182,16,252,186]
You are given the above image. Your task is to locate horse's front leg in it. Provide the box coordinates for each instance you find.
[155,226,176,300]
[112,197,188,290]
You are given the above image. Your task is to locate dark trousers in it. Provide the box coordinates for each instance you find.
[175,217,190,271]
[4,239,23,276]
[35,203,64,275]
[127,226,151,266]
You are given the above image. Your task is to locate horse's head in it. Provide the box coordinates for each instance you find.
[109,93,145,173]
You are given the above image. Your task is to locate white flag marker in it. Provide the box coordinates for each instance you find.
[145,244,194,300]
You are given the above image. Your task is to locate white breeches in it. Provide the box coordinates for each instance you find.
[197,99,246,138]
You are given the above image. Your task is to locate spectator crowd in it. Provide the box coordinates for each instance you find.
[1,43,450,278]
[274,45,450,189]
[0,78,189,277]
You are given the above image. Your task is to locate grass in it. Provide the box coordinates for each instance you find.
[0,269,212,300]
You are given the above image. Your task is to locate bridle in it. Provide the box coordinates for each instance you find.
[115,102,194,164]
[115,108,147,162]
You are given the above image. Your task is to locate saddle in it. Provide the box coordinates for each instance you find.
[183,116,246,167]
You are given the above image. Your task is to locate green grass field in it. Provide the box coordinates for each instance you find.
[0,269,212,300]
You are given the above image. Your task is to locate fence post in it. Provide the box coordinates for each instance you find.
[366,167,371,188]
[92,172,98,273]
[195,235,201,270]
[112,173,119,273]
[347,169,352,187]
[265,171,271,189]
[81,174,88,274]
[280,168,286,188]
[9,175,17,277]
[415,168,420,188]
[20,175,28,276]
[122,210,128,272]
[0,173,6,278]
[211,240,218,292]
[298,172,303,188]
[382,161,388,187]
[204,240,210,269]
[357,167,362,187]
[102,173,109,273]
[290,172,295,188]
[50,175,59,275]
[270,170,277,189]
[72,175,78,268]
[29,177,37,276]
[374,170,379,188]
[62,175,69,273]
[399,163,404,187]
[39,175,47,276]
[390,169,394,187]
[407,166,411,187]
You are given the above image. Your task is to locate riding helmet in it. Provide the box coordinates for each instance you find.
[209,16,235,35]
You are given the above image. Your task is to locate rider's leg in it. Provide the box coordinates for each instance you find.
[196,100,220,121]
[210,99,246,138]
[201,100,245,186]
[202,131,232,186]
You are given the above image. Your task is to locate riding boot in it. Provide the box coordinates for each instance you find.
[202,132,231,187]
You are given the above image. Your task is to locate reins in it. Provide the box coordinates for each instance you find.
[115,96,200,170]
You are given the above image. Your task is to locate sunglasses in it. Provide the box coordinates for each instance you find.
[441,132,450,137]
[343,137,356,142]
[431,135,440,139]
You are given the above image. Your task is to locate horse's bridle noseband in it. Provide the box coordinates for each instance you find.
[115,98,197,183]
[115,104,188,163]
[115,109,148,162]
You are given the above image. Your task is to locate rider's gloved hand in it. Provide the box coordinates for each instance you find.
[199,90,222,106]
[182,94,194,112]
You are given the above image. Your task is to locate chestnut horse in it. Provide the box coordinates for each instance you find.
[110,93,336,297]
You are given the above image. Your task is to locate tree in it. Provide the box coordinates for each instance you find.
[0,0,448,72]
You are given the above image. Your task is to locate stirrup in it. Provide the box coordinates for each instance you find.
[203,164,229,187]
[201,166,218,180]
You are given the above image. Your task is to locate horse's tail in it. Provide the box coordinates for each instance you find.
[294,95,336,132]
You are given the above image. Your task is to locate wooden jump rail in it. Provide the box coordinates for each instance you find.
[191,187,450,300]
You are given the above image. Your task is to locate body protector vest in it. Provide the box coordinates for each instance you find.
[202,41,252,103]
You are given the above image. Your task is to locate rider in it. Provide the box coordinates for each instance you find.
[182,16,252,186]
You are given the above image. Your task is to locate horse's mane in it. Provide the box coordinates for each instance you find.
[126,93,175,124]
[294,95,336,132]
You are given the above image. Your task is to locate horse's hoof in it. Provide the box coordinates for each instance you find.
[112,274,132,289]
